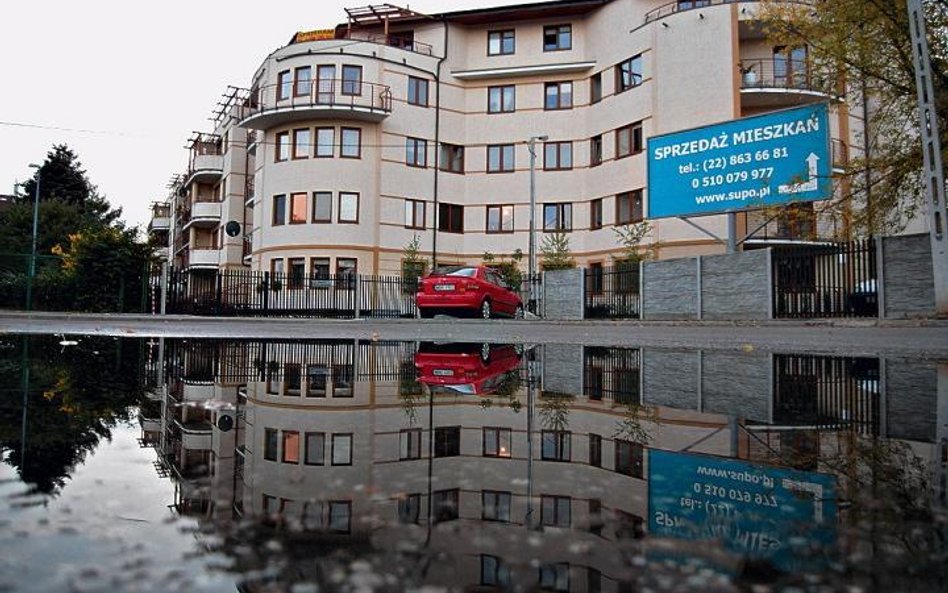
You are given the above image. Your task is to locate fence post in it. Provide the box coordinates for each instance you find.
[263,271,270,313]
[215,271,223,316]
[875,236,886,319]
[639,261,645,320]
[354,274,362,320]
[140,262,148,313]
[160,262,169,315]
[696,256,703,321]
[765,249,774,320]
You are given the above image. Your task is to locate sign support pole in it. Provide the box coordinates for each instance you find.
[727,212,737,253]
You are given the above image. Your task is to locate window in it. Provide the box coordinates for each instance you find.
[434,426,460,457]
[284,363,302,394]
[616,122,643,159]
[433,489,459,522]
[539,563,570,592]
[615,440,644,478]
[292,129,310,159]
[544,82,573,110]
[405,199,426,229]
[616,54,643,93]
[590,199,603,230]
[315,127,334,157]
[488,85,516,113]
[302,432,324,465]
[408,76,429,106]
[335,258,357,290]
[541,495,571,527]
[271,258,284,282]
[316,65,335,103]
[541,430,571,461]
[486,205,514,234]
[590,135,603,167]
[588,498,603,535]
[438,203,464,233]
[294,66,311,97]
[439,143,464,173]
[488,30,515,55]
[544,141,572,170]
[289,258,306,289]
[678,0,712,8]
[590,72,602,104]
[406,137,427,167]
[400,428,422,460]
[543,203,572,232]
[589,433,602,466]
[482,490,511,522]
[615,190,644,225]
[310,257,330,286]
[340,127,361,158]
[774,46,809,88]
[398,493,421,524]
[615,510,645,540]
[587,568,601,593]
[339,192,359,223]
[312,191,332,223]
[341,65,362,95]
[487,144,515,173]
[331,433,353,465]
[290,192,307,224]
[272,194,286,226]
[481,555,511,587]
[264,428,278,461]
[275,131,290,162]
[328,501,351,533]
[282,431,300,463]
[277,70,292,100]
[306,364,328,397]
[543,25,571,51]
[483,427,512,457]
[333,363,354,396]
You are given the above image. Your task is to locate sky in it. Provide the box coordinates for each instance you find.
[0,0,514,231]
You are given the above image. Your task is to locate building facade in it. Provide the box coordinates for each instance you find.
[152,0,863,277]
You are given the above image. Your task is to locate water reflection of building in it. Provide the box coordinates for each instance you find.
[144,339,945,589]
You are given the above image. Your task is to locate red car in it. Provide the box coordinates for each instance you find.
[415,342,523,396]
[416,266,524,319]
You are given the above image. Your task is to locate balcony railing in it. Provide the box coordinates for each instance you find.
[645,0,816,23]
[237,79,393,128]
[245,177,255,202]
[339,30,434,56]
[740,58,837,96]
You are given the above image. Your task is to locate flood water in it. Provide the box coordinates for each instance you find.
[1,335,946,593]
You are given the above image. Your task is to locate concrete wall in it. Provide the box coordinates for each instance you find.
[542,344,585,396]
[641,250,771,321]
[642,258,697,320]
[542,269,584,321]
[883,233,935,319]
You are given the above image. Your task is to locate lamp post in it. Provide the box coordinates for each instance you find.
[526,135,548,313]
[26,164,41,311]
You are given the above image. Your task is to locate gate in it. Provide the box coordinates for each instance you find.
[584,262,641,319]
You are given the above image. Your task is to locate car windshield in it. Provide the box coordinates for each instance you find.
[442,267,478,278]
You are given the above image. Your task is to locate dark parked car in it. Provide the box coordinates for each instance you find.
[416,266,523,319]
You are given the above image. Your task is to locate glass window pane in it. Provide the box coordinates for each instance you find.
[561,83,572,107]
[316,128,334,157]
[488,146,500,171]
[291,193,307,222]
[282,431,300,463]
[305,433,325,464]
[313,192,331,221]
[339,193,358,222]
[488,87,501,112]
[332,434,352,465]
[341,128,360,157]
[560,144,572,168]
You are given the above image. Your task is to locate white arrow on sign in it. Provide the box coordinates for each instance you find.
[778,152,820,195]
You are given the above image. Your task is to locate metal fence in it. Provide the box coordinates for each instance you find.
[584,263,641,319]
[772,238,877,318]
[164,268,416,318]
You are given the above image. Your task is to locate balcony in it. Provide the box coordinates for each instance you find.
[148,203,171,231]
[237,79,392,130]
[184,199,221,229]
[182,381,215,402]
[189,247,219,269]
[175,419,213,450]
[185,133,223,185]
[338,30,434,56]
[645,0,816,24]
[740,58,840,108]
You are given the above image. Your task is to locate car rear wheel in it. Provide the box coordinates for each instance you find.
[480,299,492,319]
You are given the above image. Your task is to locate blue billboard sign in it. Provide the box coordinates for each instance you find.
[647,103,831,218]
[648,449,837,572]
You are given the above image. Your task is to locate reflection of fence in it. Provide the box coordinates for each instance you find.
[772,238,877,318]
[165,268,416,318]
[584,263,640,319]
[583,346,641,404]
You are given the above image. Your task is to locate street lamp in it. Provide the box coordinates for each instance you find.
[26,164,41,311]
[526,135,548,313]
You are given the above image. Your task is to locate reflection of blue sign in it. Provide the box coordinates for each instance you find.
[648,449,837,572]
[647,103,831,218]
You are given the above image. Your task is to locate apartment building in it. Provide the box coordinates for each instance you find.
[153,0,861,277]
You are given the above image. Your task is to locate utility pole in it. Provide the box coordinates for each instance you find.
[526,135,548,314]
[906,0,947,315]
[26,164,41,312]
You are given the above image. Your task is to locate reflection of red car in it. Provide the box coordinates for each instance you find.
[416,266,523,319]
[415,343,523,395]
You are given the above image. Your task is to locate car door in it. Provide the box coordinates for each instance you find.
[485,270,515,315]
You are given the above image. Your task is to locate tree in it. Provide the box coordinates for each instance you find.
[482,249,524,288]
[613,221,655,263]
[759,0,948,234]
[401,234,426,293]
[540,232,576,270]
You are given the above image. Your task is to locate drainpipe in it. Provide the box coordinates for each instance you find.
[431,18,448,269]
